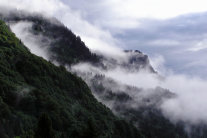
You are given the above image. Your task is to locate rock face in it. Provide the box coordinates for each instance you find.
[124,50,156,73]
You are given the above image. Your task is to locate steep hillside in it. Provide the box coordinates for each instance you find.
[0,20,142,138]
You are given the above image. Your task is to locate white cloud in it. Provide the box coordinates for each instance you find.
[188,39,207,52]
[103,0,207,19]
[148,39,180,46]
[0,0,66,15]
[160,74,207,124]
[63,0,207,30]
[105,68,159,89]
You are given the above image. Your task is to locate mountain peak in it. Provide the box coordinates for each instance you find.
[124,49,142,53]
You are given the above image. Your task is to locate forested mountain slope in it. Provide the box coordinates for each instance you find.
[0,20,142,138]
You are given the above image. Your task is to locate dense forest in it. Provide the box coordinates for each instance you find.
[0,20,143,138]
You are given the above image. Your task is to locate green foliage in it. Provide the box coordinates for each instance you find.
[0,20,142,138]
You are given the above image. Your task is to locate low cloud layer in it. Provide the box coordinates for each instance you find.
[63,0,207,28]
[72,55,207,125]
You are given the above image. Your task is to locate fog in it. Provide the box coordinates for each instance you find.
[72,54,207,125]
[9,21,50,60]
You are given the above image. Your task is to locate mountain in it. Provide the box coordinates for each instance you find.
[2,10,207,138]
[0,20,143,138]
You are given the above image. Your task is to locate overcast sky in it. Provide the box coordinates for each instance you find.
[1,0,207,77]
